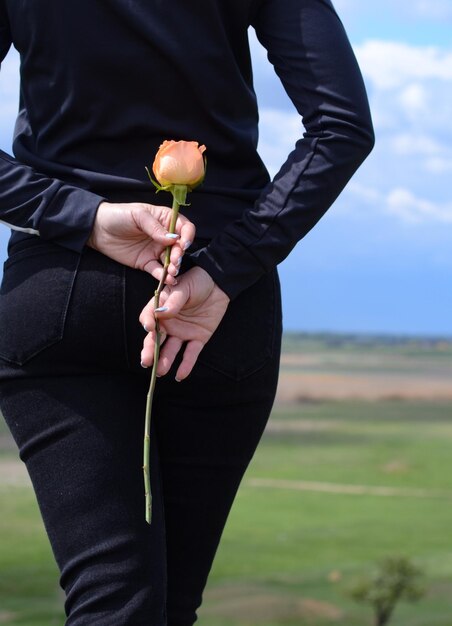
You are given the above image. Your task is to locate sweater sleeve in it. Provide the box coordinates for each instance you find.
[190,0,375,300]
[0,10,105,253]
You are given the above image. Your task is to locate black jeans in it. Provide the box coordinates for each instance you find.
[0,237,282,625]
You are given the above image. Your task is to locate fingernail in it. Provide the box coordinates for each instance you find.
[174,269,179,277]
[143,324,149,332]
[165,233,179,239]
[155,306,168,313]
[156,374,162,378]
[183,241,192,251]
[141,361,149,369]
[175,377,181,383]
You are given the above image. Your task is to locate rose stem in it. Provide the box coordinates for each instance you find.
[143,192,181,525]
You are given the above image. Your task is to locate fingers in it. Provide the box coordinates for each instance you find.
[139,282,189,330]
[132,204,193,270]
[156,336,184,376]
[135,207,180,246]
[164,214,195,275]
[142,260,178,286]
[139,292,165,332]
[140,326,167,364]
[169,246,183,275]
[132,205,195,281]
[153,286,189,321]
[175,341,204,381]
[176,214,195,253]
[158,249,182,280]
[135,204,195,249]
[140,329,157,368]
[140,333,204,382]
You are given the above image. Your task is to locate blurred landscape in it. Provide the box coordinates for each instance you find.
[1,2,451,623]
[277,333,452,403]
[1,332,452,625]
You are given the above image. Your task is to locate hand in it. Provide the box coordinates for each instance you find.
[139,266,230,380]
[87,201,195,284]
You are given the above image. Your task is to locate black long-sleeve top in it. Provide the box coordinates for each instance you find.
[0,0,374,299]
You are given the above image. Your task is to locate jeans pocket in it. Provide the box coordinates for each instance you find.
[0,241,80,365]
[197,269,282,381]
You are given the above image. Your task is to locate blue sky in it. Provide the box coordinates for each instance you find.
[1,0,451,336]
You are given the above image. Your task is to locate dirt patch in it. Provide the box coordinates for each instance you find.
[202,585,342,622]
[298,598,343,620]
[276,371,452,403]
[0,613,17,624]
[204,593,297,621]
[381,459,411,474]
[245,477,452,499]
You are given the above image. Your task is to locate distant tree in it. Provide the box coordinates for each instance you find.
[348,556,425,626]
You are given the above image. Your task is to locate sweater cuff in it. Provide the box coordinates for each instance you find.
[190,234,267,301]
[39,185,106,253]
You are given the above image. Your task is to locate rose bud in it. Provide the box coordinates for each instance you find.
[152,140,206,189]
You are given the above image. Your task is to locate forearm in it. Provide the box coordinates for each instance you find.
[191,0,374,299]
[0,149,106,252]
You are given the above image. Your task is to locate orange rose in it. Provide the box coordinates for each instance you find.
[152,140,206,189]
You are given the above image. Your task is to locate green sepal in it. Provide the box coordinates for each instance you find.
[170,184,189,206]
[145,168,191,205]
[145,167,164,192]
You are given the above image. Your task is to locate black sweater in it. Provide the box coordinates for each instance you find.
[0,0,374,299]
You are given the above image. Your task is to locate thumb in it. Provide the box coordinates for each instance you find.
[139,281,190,331]
[134,206,180,245]
[154,282,191,320]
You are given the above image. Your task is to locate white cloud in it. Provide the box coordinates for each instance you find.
[0,48,20,97]
[347,182,383,205]
[391,133,445,157]
[257,108,302,177]
[351,39,452,199]
[389,132,452,177]
[397,83,428,118]
[425,157,452,174]
[0,49,20,147]
[387,188,452,223]
[348,183,452,224]
[252,47,452,227]
[0,50,19,104]
[355,41,452,90]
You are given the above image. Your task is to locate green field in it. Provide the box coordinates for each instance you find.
[199,399,452,625]
[1,334,452,625]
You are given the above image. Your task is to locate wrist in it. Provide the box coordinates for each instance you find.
[87,201,104,249]
[191,266,230,304]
